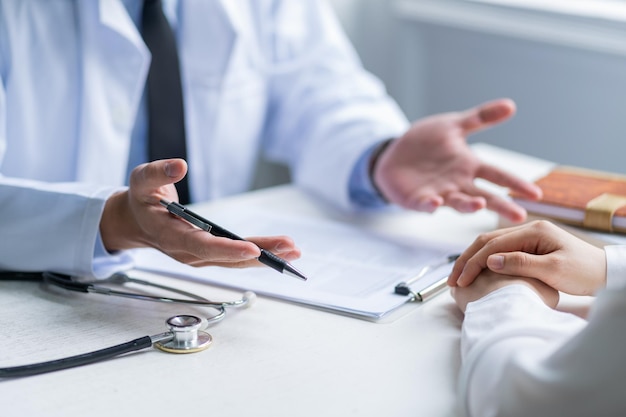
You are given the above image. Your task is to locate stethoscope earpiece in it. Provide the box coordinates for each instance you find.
[242,291,257,308]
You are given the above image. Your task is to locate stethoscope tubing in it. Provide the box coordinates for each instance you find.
[0,271,255,378]
[42,272,250,308]
[87,286,245,308]
[0,335,155,378]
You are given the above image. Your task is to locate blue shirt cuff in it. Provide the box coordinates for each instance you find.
[348,142,389,208]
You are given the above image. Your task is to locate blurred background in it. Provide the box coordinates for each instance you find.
[254,0,626,188]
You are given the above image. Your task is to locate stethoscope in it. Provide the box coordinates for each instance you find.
[0,271,256,378]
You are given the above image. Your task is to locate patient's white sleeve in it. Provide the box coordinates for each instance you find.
[458,283,626,417]
[605,245,626,290]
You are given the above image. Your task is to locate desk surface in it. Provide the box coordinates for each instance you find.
[0,145,557,417]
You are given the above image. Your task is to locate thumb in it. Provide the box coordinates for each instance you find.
[486,251,549,280]
[459,98,516,134]
[129,159,188,200]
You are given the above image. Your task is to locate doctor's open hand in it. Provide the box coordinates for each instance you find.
[371,98,542,223]
[448,220,607,296]
[99,159,301,268]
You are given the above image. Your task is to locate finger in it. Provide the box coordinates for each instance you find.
[187,257,292,269]
[246,235,299,255]
[485,251,561,282]
[185,257,267,269]
[483,192,528,223]
[458,98,516,135]
[448,229,503,286]
[477,164,543,201]
[169,251,265,269]
[443,191,486,213]
[247,236,302,262]
[399,193,444,212]
[130,159,188,203]
[456,226,546,287]
[178,237,302,268]
[157,209,302,266]
[449,246,491,288]
[487,198,527,223]
[448,224,532,285]
[460,181,529,223]
[157,227,261,263]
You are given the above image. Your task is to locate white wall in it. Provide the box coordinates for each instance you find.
[333,0,626,175]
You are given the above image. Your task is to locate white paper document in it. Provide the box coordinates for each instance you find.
[131,205,461,320]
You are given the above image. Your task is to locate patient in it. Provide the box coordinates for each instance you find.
[447,220,626,417]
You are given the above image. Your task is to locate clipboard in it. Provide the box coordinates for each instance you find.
[131,204,463,321]
[394,254,460,301]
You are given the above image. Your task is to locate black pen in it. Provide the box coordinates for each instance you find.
[160,199,307,281]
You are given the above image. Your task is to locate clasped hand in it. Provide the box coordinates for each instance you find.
[448,221,607,312]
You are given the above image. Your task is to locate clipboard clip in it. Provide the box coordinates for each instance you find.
[394,254,460,302]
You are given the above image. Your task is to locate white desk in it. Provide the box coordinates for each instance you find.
[0,145,557,417]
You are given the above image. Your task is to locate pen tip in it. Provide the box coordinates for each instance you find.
[159,199,171,207]
[284,264,308,281]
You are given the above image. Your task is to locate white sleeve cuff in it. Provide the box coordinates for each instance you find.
[462,285,550,356]
[458,285,588,417]
[90,186,135,278]
[604,245,626,290]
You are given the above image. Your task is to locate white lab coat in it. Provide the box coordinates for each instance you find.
[458,245,626,417]
[0,0,408,276]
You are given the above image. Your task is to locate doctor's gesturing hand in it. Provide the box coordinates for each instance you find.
[100,159,301,269]
[371,98,543,223]
[447,220,607,296]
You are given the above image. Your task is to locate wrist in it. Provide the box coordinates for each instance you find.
[509,278,560,309]
[368,138,394,200]
[100,191,147,251]
[452,271,559,313]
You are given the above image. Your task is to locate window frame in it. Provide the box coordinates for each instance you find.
[393,0,626,56]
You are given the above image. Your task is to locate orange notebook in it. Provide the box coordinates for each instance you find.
[511,167,626,234]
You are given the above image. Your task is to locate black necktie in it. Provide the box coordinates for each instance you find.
[141,0,190,204]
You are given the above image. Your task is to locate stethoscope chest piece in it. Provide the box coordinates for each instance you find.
[154,315,213,354]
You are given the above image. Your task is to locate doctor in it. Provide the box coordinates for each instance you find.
[0,0,541,278]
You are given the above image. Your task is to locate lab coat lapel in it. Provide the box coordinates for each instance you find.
[177,0,237,200]
[178,0,236,86]
[75,0,150,186]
